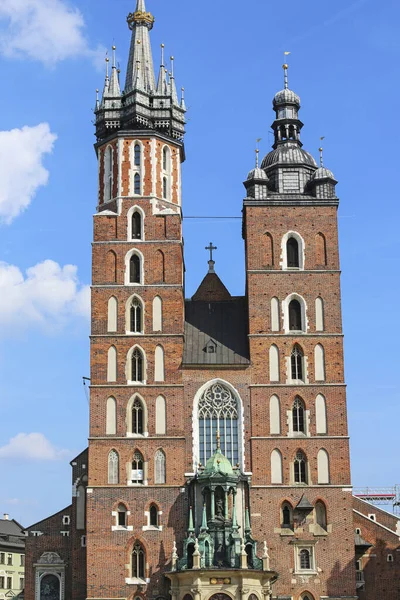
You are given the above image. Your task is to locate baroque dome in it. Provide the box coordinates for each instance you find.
[311,166,336,181]
[261,144,317,169]
[273,87,300,106]
[246,167,268,181]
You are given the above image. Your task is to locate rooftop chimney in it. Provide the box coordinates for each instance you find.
[3,514,9,520]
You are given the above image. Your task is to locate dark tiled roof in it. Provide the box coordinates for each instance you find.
[191,272,231,302]
[354,533,372,549]
[183,297,249,366]
[296,494,314,510]
[0,519,25,550]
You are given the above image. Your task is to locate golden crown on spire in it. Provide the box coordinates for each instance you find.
[127,10,155,30]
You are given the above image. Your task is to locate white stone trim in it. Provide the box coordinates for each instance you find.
[124,248,144,286]
[280,230,305,270]
[282,292,308,334]
[127,205,145,242]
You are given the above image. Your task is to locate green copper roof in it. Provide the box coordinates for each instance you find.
[201,447,237,478]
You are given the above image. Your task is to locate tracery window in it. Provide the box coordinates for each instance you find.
[132,451,144,484]
[294,451,307,484]
[292,397,305,433]
[132,398,144,434]
[154,449,166,484]
[130,297,143,333]
[108,450,119,484]
[131,349,144,383]
[132,543,145,579]
[291,344,304,381]
[198,383,239,466]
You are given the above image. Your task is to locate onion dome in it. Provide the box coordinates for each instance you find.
[261,144,317,169]
[273,87,300,107]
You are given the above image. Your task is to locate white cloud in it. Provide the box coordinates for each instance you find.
[0,259,90,330]
[0,0,103,66]
[0,433,69,461]
[0,123,57,224]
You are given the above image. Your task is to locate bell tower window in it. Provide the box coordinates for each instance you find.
[287,237,299,268]
[291,345,304,381]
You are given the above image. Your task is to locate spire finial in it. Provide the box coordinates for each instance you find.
[319,136,325,167]
[283,51,290,89]
[112,45,116,68]
[105,55,110,80]
[205,242,217,273]
[160,43,165,67]
[95,88,99,111]
[255,138,262,168]
[170,56,175,78]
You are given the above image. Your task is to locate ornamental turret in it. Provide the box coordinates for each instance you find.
[94,0,186,143]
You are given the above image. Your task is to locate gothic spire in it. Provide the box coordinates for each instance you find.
[156,44,167,95]
[106,46,121,98]
[169,56,179,105]
[125,0,156,93]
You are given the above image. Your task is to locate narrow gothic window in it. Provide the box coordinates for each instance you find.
[131,348,144,382]
[162,147,169,171]
[282,503,293,528]
[291,345,304,381]
[154,449,166,484]
[104,146,113,201]
[130,254,141,284]
[198,383,239,466]
[315,501,327,529]
[134,144,141,167]
[162,177,167,199]
[108,450,119,484]
[294,451,307,484]
[150,504,158,527]
[134,173,141,195]
[293,397,305,433]
[106,250,117,284]
[118,504,127,527]
[132,451,144,484]
[132,398,144,434]
[299,548,311,569]
[132,543,145,578]
[287,237,300,268]
[130,298,143,333]
[289,299,302,330]
[132,212,142,239]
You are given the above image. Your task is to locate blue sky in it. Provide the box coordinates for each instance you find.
[0,0,398,526]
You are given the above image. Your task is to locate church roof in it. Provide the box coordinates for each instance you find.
[183,296,249,366]
[192,271,231,302]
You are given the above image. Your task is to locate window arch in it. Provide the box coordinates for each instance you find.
[127,296,144,333]
[107,346,117,382]
[162,146,170,172]
[315,297,324,331]
[291,344,304,381]
[154,345,165,382]
[106,397,116,435]
[155,395,166,434]
[289,299,302,331]
[281,502,293,529]
[270,297,279,332]
[106,250,117,284]
[129,253,142,284]
[269,394,280,434]
[292,396,305,434]
[315,500,327,529]
[317,448,330,484]
[104,146,113,202]
[287,237,299,268]
[153,296,163,331]
[150,504,159,527]
[108,449,119,484]
[132,397,144,435]
[316,393,327,434]
[271,449,283,484]
[316,232,327,266]
[127,394,148,436]
[118,503,127,527]
[131,211,142,240]
[134,173,141,196]
[282,231,304,270]
[134,144,141,167]
[154,449,166,484]
[107,296,118,332]
[301,594,315,600]
[294,450,307,484]
[132,451,144,484]
[127,346,145,383]
[269,344,280,382]
[198,382,239,466]
[314,344,325,381]
[132,542,145,579]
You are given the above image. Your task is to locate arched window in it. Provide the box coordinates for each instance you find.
[316,393,327,434]
[134,173,141,195]
[269,344,280,382]
[130,297,143,333]
[314,344,325,381]
[162,177,167,199]
[271,449,283,484]
[132,397,144,434]
[294,451,307,484]
[269,394,280,434]
[155,395,166,434]
[104,146,113,201]
[315,297,324,331]
[281,502,293,528]
[106,397,116,435]
[291,344,304,381]
[302,594,314,600]
[264,232,274,267]
[292,397,305,434]
[289,299,302,331]
[154,345,165,382]
[316,232,327,266]
[150,504,159,527]
[198,382,239,466]
[107,346,117,382]
[118,503,127,527]
[153,296,163,332]
[154,449,166,484]
[106,250,117,284]
[287,237,299,268]
[162,146,170,171]
[131,211,142,240]
[317,448,330,484]
[134,144,141,167]
[271,297,279,332]
[299,548,311,569]
[108,450,119,484]
[40,575,60,600]
[131,348,144,383]
[132,542,145,579]
[315,501,327,529]
[107,296,118,332]
[132,451,144,484]
[129,254,141,284]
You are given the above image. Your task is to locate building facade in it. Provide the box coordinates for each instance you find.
[23,2,400,600]
[0,515,25,599]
